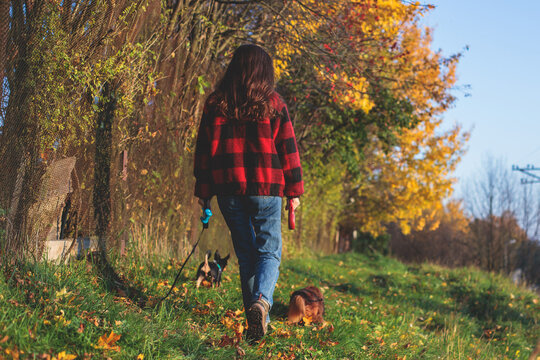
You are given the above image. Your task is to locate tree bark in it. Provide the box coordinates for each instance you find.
[0,0,9,103]
[94,81,116,257]
[0,1,45,260]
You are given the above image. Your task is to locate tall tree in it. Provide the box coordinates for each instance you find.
[1,1,49,259]
[0,0,9,107]
[261,0,468,248]
[464,156,536,272]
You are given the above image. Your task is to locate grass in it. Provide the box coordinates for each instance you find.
[0,251,538,359]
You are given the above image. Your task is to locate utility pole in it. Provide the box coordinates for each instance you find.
[512,164,540,184]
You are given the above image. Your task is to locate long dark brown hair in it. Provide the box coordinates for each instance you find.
[208,44,276,122]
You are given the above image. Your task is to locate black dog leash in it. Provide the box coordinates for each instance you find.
[155,201,212,307]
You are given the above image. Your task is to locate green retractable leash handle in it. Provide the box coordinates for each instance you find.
[154,200,212,308]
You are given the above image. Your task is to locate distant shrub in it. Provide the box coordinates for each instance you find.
[352,231,389,255]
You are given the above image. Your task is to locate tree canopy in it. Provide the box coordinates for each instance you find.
[0,0,468,259]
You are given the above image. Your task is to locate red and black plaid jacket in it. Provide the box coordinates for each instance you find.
[194,92,304,199]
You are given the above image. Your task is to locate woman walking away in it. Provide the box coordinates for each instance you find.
[193,44,303,343]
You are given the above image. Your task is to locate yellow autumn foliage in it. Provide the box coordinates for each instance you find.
[272,0,423,114]
[271,0,468,237]
[356,120,468,236]
[353,22,467,235]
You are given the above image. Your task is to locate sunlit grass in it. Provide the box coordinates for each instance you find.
[0,252,538,359]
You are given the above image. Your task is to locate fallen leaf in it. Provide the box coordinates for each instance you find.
[274,328,292,337]
[321,340,339,347]
[53,351,77,360]
[217,334,235,347]
[221,316,235,330]
[156,280,169,289]
[54,310,71,326]
[55,288,72,300]
[136,355,144,360]
[95,331,121,351]
[5,347,21,360]
[0,335,8,343]
[235,323,245,338]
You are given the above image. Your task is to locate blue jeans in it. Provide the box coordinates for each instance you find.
[217,195,282,322]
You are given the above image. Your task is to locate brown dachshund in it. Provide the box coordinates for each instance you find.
[287,286,325,324]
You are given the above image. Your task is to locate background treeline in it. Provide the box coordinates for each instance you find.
[0,1,536,286]
[388,157,540,289]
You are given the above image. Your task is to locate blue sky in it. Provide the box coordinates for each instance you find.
[422,1,540,194]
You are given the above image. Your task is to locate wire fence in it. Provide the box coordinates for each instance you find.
[0,1,245,264]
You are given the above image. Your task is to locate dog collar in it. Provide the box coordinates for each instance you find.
[215,262,221,272]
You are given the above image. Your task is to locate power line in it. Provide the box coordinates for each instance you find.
[512,164,540,184]
[517,144,540,163]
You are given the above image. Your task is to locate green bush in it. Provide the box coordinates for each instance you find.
[353,231,390,255]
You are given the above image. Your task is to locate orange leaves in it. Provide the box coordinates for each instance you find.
[312,321,334,333]
[52,352,77,360]
[3,347,77,360]
[273,327,293,338]
[302,316,313,326]
[314,65,375,113]
[4,347,21,360]
[94,331,121,352]
[272,351,297,360]
[219,309,245,346]
[319,339,339,347]
[200,280,212,288]
[24,351,78,360]
[192,300,215,315]
[217,334,236,348]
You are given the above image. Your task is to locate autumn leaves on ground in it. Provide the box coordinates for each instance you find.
[0,252,538,359]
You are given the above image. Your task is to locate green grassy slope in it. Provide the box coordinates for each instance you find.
[0,252,538,359]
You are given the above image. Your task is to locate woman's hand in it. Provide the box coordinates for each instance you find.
[198,198,211,210]
[286,197,300,211]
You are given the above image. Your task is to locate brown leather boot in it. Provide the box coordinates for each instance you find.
[246,298,270,343]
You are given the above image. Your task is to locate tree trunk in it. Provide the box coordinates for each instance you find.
[0,0,9,103]
[0,1,45,260]
[94,81,116,258]
[3,153,26,256]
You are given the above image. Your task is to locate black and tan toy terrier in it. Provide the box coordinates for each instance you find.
[195,250,230,288]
